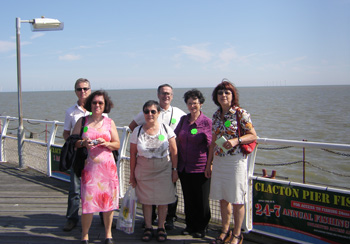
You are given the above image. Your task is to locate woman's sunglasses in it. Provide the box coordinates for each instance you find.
[217,90,232,95]
[143,109,157,114]
[92,101,104,105]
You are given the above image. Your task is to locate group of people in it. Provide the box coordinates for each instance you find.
[62,78,257,244]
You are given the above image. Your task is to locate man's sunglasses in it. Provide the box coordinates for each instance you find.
[76,87,90,92]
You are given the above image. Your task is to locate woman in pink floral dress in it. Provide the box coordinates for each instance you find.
[72,90,120,244]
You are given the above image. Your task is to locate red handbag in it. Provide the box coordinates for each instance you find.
[236,109,256,155]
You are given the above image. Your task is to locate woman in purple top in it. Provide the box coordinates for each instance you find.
[174,89,212,238]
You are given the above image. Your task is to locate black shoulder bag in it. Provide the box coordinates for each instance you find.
[73,117,88,177]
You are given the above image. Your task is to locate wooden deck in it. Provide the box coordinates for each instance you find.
[0,162,294,244]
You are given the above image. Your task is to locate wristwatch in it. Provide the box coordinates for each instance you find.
[238,137,242,145]
[172,168,177,171]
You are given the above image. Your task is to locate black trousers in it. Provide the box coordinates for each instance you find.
[179,171,211,232]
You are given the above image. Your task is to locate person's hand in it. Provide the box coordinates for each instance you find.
[83,139,94,149]
[129,176,137,188]
[204,164,212,178]
[172,170,178,183]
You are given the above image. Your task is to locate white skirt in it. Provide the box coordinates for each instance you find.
[209,153,247,204]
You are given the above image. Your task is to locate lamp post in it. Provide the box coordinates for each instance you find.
[16,17,63,168]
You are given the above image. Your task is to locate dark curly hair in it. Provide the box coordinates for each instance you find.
[183,89,205,104]
[212,79,239,108]
[84,90,114,113]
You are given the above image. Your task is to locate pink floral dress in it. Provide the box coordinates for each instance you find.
[80,116,119,214]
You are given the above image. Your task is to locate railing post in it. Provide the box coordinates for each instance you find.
[0,117,11,162]
[46,121,59,177]
[303,139,306,184]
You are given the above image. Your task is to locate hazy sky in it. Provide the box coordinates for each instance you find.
[0,0,349,92]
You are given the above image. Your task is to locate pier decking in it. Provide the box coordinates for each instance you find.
[0,162,293,244]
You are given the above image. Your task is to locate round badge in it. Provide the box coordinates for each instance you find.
[83,126,88,132]
[224,120,231,127]
[158,135,165,141]
[171,118,176,124]
[191,128,198,135]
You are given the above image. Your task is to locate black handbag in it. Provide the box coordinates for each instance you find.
[73,117,88,177]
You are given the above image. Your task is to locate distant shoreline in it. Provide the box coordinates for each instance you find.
[1,84,349,93]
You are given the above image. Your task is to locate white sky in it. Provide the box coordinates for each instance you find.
[0,0,349,92]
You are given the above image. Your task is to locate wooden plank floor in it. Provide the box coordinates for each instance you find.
[0,162,293,244]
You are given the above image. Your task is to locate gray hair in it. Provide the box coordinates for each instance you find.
[74,78,90,89]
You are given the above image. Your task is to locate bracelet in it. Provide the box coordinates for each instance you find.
[172,167,177,171]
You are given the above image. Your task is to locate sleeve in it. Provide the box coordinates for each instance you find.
[133,111,145,126]
[240,109,253,132]
[129,125,141,144]
[63,108,72,131]
[205,118,213,147]
[174,115,185,136]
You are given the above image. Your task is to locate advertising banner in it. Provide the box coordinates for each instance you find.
[253,178,350,244]
[50,145,70,181]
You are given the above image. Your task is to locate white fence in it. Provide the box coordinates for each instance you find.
[1,116,350,233]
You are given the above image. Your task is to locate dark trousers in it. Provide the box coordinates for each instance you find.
[66,167,80,223]
[179,171,211,232]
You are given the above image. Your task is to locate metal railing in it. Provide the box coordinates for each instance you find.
[1,116,350,228]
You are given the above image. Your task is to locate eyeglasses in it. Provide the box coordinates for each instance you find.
[217,90,232,95]
[76,87,90,92]
[187,102,200,106]
[160,92,172,96]
[92,101,104,105]
[143,109,157,114]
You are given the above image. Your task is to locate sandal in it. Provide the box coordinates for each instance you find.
[142,228,153,242]
[224,230,243,244]
[211,231,229,244]
[156,228,167,242]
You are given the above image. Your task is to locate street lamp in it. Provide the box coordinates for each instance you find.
[16,17,63,168]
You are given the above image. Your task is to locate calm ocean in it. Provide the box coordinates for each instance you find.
[1,85,350,188]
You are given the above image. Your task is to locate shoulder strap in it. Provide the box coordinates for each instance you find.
[168,107,174,126]
[162,123,168,133]
[80,116,86,137]
[138,124,167,137]
[137,125,143,137]
[236,107,242,137]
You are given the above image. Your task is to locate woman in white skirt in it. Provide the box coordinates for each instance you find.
[205,79,257,244]
[130,100,178,242]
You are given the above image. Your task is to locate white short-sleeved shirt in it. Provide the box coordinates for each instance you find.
[130,124,176,158]
[63,103,90,132]
[63,103,108,133]
[133,106,186,130]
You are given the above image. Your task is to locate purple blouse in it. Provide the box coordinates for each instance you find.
[174,112,212,173]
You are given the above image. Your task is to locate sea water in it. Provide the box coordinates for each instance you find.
[1,85,349,188]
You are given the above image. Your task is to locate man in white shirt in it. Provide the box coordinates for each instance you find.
[62,78,91,231]
[128,84,186,230]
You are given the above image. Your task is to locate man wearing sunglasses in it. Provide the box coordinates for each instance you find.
[128,84,186,230]
[62,78,91,231]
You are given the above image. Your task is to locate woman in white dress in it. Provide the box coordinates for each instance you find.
[205,80,257,244]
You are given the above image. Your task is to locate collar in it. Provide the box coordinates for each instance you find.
[186,111,204,125]
[161,105,173,113]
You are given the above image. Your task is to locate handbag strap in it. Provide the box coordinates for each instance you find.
[235,108,242,137]
[80,116,86,137]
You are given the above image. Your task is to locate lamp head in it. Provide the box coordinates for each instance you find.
[31,17,64,31]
